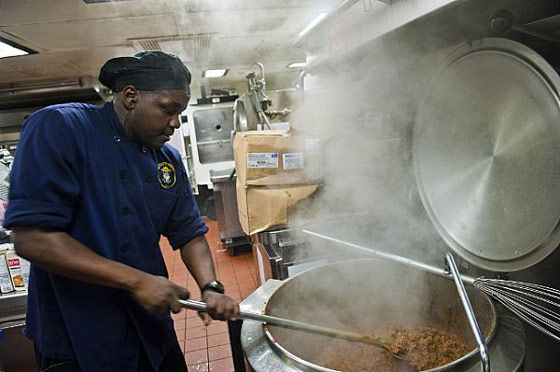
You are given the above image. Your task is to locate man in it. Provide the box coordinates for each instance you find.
[4,51,239,372]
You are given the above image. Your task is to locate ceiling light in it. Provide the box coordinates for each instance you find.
[297,13,328,38]
[288,62,306,68]
[0,38,35,59]
[202,69,228,78]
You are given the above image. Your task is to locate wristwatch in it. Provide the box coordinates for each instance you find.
[201,280,225,295]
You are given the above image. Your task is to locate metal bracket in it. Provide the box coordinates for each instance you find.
[446,253,490,372]
[490,9,560,45]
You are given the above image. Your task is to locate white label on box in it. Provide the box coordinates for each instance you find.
[0,254,14,293]
[247,153,278,168]
[7,251,25,291]
[282,153,304,170]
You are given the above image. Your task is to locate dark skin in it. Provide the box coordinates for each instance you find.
[12,85,239,324]
[114,86,187,150]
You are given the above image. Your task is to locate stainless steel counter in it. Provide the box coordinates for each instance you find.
[0,290,33,372]
[0,291,26,324]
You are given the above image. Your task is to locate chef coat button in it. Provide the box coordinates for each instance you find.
[121,207,130,216]
[141,146,148,153]
[119,170,127,180]
[113,136,121,143]
[145,176,152,183]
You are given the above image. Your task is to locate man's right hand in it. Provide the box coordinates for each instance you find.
[131,274,190,314]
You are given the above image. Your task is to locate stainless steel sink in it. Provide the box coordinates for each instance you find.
[192,107,234,164]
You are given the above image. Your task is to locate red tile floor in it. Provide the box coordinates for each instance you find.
[160,218,258,372]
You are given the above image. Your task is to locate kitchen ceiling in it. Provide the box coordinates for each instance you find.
[0,0,341,88]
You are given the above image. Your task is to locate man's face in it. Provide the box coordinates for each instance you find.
[126,89,190,149]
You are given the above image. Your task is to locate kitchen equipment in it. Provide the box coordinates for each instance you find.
[254,228,358,285]
[474,278,560,342]
[209,169,250,255]
[445,253,490,372]
[283,2,560,370]
[411,37,560,354]
[233,63,272,132]
[233,64,293,133]
[255,228,325,283]
[174,102,236,190]
[241,259,525,372]
[179,299,404,354]
[0,291,34,372]
[414,38,560,273]
[304,229,560,343]
[191,106,234,165]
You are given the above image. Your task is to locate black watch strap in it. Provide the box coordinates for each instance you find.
[201,280,225,294]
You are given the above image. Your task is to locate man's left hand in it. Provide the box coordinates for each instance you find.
[200,291,239,325]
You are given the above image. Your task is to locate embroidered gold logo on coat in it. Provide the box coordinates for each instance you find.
[157,162,176,189]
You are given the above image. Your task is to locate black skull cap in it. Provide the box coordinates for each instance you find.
[99,51,191,93]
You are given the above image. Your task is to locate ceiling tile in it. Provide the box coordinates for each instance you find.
[0,0,173,26]
[3,14,178,49]
[55,46,136,68]
[0,53,65,70]
[0,0,343,86]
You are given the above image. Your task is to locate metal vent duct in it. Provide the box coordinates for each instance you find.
[130,34,213,64]
[137,39,160,51]
[0,76,110,110]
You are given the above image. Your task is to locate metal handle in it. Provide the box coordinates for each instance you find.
[445,253,490,372]
[179,299,387,348]
[302,229,477,285]
[196,139,232,146]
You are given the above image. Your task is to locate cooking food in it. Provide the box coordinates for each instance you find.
[255,260,495,372]
[387,326,470,370]
[308,326,469,372]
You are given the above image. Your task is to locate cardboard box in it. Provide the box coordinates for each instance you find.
[0,251,14,294]
[237,184,319,235]
[233,131,321,187]
[6,250,26,291]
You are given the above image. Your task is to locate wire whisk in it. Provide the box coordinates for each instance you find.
[473,278,560,342]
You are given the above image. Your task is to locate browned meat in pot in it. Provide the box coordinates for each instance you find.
[312,326,469,372]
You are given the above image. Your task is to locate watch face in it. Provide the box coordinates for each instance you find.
[203,280,225,294]
[215,281,225,293]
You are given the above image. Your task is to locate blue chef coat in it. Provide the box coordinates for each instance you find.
[4,102,208,371]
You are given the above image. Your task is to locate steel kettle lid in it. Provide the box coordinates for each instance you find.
[414,38,560,272]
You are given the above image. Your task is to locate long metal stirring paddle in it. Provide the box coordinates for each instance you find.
[179,299,400,354]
